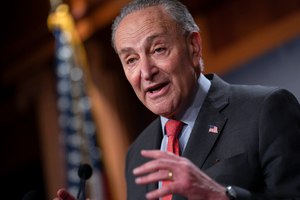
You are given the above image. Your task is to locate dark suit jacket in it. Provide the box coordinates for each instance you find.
[126,74,300,200]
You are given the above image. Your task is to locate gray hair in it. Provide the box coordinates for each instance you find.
[111,0,199,50]
[111,0,204,71]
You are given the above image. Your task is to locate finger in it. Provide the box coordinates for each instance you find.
[134,150,181,176]
[133,158,177,176]
[145,184,175,200]
[57,189,76,200]
[135,169,172,184]
[141,150,181,160]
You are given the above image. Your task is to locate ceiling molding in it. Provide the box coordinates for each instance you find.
[200,11,300,75]
[76,0,131,40]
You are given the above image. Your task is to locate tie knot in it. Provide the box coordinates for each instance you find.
[165,119,183,137]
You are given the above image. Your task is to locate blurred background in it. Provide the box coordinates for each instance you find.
[1,0,300,199]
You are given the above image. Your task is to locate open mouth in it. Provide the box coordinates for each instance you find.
[146,82,169,95]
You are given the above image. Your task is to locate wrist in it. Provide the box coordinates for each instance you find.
[225,186,237,200]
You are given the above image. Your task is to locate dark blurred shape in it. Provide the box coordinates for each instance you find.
[22,190,40,200]
[77,163,93,200]
[78,163,93,180]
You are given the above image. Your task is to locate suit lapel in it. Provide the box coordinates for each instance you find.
[182,74,230,169]
[145,74,231,200]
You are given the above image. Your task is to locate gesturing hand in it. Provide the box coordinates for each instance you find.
[53,189,76,200]
[133,150,228,200]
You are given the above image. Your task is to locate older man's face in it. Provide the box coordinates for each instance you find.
[114,6,202,118]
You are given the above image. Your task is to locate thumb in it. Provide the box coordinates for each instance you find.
[57,188,76,200]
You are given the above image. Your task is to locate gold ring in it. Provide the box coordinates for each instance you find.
[168,171,173,180]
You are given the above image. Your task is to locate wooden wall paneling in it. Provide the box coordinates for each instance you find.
[85,40,129,200]
[36,70,66,199]
[197,6,300,75]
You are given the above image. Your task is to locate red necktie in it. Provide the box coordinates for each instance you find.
[162,119,183,200]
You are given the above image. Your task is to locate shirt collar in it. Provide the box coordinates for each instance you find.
[160,73,211,133]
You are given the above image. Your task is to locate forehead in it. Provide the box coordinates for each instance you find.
[114,6,178,51]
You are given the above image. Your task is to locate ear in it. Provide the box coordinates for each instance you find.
[187,32,202,67]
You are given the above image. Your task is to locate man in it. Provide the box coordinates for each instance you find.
[54,0,300,199]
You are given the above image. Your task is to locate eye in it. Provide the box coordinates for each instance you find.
[126,57,138,65]
[154,47,166,54]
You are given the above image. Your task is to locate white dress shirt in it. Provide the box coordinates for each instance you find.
[160,73,211,153]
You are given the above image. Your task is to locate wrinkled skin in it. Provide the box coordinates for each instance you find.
[114,6,200,119]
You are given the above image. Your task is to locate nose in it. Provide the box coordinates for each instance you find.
[140,56,158,80]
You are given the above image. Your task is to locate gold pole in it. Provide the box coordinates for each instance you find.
[47,1,128,199]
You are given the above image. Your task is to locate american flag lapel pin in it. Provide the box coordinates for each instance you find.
[208,125,218,134]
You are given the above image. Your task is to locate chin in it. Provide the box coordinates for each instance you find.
[146,101,178,117]
[150,107,174,118]
[148,107,166,116]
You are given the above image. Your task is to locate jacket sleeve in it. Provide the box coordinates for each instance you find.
[234,89,300,200]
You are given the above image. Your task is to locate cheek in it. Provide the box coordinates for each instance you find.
[175,66,197,95]
[125,70,141,92]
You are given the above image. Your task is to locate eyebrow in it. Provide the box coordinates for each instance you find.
[146,33,165,44]
[118,47,135,56]
[118,33,167,56]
